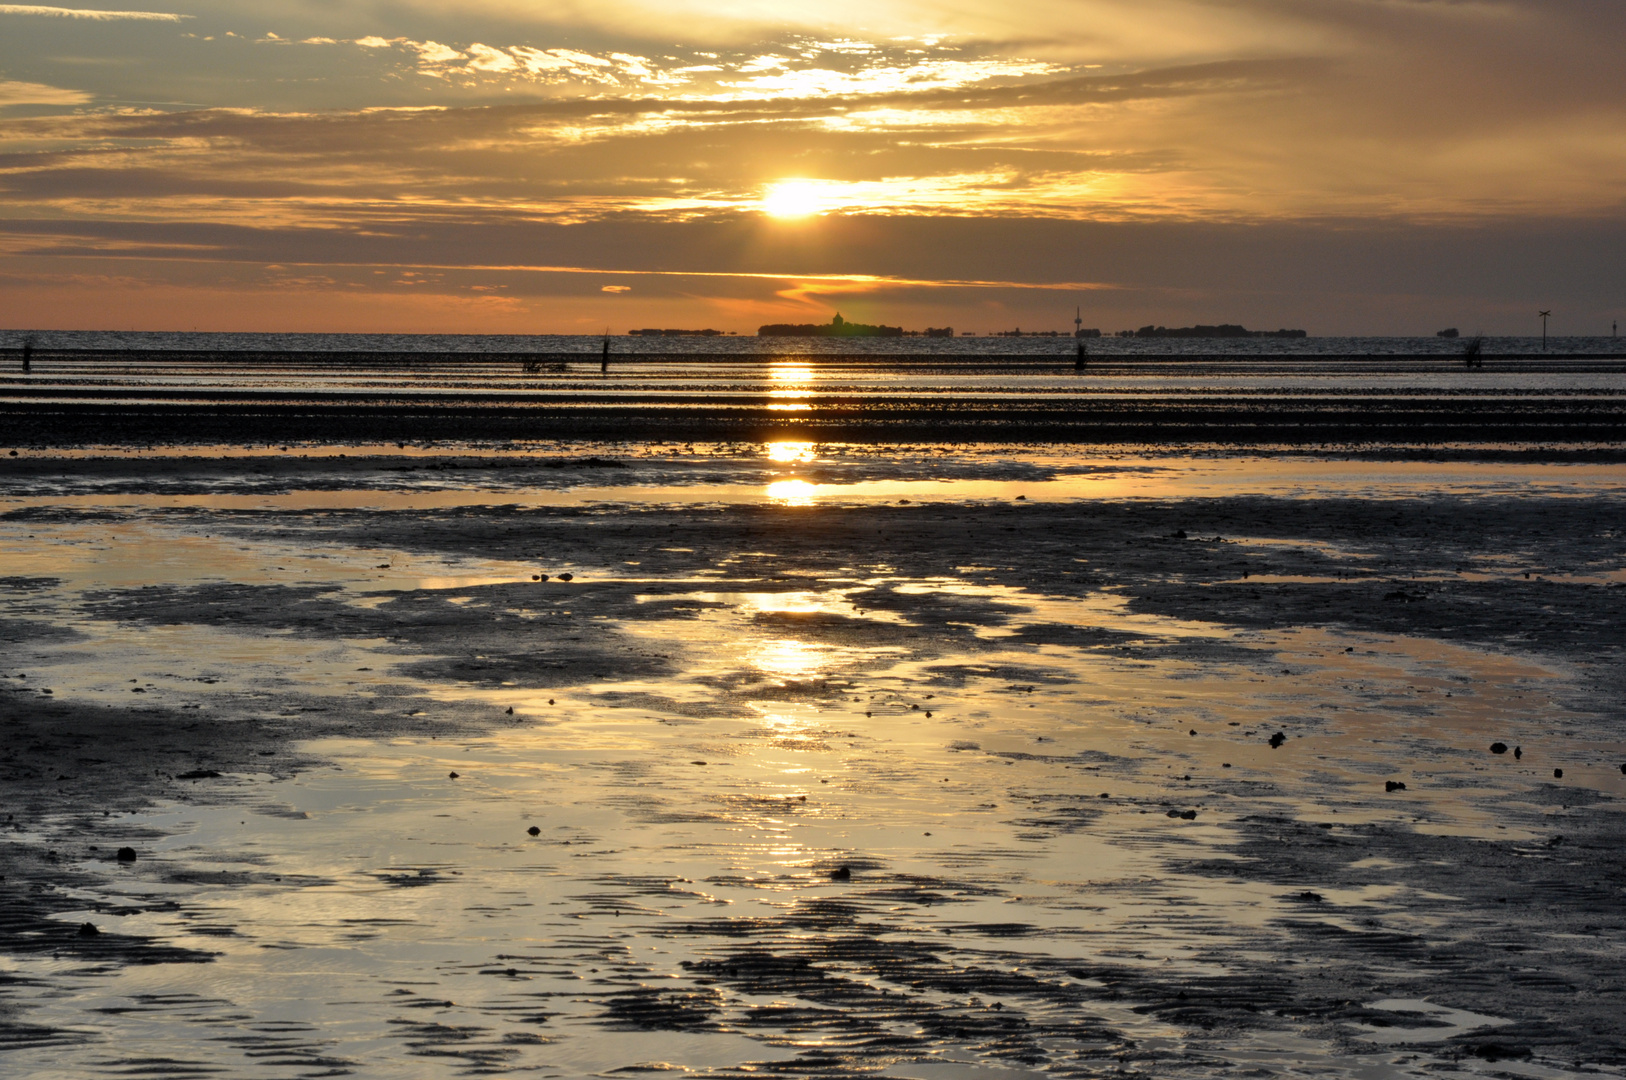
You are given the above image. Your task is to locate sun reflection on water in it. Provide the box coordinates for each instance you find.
[753,638,825,680]
[766,478,817,504]
[766,441,816,463]
[769,364,815,384]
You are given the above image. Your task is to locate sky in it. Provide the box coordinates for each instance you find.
[1,0,1622,336]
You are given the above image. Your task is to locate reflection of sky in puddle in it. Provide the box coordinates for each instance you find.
[5,460,1624,1078]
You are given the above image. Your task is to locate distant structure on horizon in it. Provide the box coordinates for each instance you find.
[758,313,904,337]
[628,328,731,336]
[1437,328,1460,338]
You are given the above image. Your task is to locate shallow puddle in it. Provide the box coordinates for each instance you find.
[3,449,1623,1077]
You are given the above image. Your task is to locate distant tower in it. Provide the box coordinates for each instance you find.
[1538,309,1551,351]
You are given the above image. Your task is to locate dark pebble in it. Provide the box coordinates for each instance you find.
[1299,891,1324,902]
[1513,746,1522,759]
[116,847,137,862]
[1553,768,1563,778]
[176,769,221,780]
[830,866,851,881]
[526,826,540,836]
[505,706,514,714]
[1490,742,1508,754]
[1385,780,1407,792]
[77,922,99,937]
[1268,732,1286,748]
[537,574,549,582]
[558,572,574,581]
[448,771,459,779]
[1188,729,1196,736]
[1180,810,1197,820]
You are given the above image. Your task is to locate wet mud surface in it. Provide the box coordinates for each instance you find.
[1,447,1623,1078]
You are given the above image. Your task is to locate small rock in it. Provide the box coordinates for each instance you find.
[505,706,514,715]
[1385,780,1407,792]
[1268,732,1286,749]
[1172,529,1187,538]
[1298,891,1324,902]
[448,771,460,779]
[526,826,540,836]
[531,575,540,581]
[1490,742,1508,754]
[829,866,851,881]
[1189,729,1196,736]
[1553,768,1563,779]
[1179,810,1197,820]
[176,769,221,780]
[116,847,137,862]
[1014,495,1026,501]
[77,922,100,938]
[558,572,574,582]
[1513,746,1522,759]
[537,574,549,582]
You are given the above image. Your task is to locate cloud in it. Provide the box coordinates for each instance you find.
[0,79,91,105]
[0,4,188,20]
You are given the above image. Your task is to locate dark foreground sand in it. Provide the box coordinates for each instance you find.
[2,448,1623,1077]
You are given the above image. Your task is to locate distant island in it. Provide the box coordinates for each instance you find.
[628,328,731,337]
[1125,324,1307,339]
[759,313,904,337]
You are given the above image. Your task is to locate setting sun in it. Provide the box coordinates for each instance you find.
[761,180,829,218]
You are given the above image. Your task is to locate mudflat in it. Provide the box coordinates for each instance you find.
[2,444,1623,1078]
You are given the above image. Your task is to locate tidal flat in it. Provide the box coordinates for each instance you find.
[1,444,1623,1079]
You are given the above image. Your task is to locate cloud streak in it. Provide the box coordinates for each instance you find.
[0,4,188,20]
[0,79,91,104]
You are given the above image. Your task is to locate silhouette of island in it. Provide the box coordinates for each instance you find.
[1128,324,1307,339]
[628,328,728,337]
[759,313,904,337]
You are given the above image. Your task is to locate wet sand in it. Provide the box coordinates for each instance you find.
[2,446,1624,1078]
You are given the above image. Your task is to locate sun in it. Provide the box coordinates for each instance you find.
[761,180,828,218]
